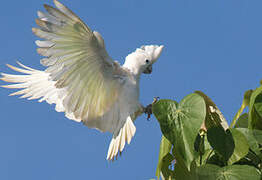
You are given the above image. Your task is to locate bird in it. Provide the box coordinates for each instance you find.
[0,0,164,160]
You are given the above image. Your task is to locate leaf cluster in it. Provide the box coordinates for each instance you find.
[152,85,262,180]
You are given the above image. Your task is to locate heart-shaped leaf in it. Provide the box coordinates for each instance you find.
[153,93,206,170]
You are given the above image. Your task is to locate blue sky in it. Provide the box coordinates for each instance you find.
[0,0,262,179]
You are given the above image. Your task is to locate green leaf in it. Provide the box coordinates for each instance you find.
[235,128,260,155]
[196,164,261,180]
[195,91,228,130]
[173,160,195,180]
[207,127,249,164]
[254,93,262,118]
[207,126,234,162]
[248,86,262,130]
[156,136,172,180]
[235,113,248,128]
[195,164,220,179]
[228,128,249,165]
[161,153,175,179]
[252,129,262,145]
[153,93,206,170]
[153,99,178,147]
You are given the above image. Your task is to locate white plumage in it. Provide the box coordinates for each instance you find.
[0,0,164,160]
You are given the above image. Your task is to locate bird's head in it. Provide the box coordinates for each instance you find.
[123,45,164,75]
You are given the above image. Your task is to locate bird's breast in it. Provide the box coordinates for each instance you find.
[120,76,140,109]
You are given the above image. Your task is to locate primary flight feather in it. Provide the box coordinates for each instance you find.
[1,0,164,160]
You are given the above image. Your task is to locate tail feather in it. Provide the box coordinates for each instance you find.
[106,116,136,161]
[1,74,31,83]
[0,62,83,122]
[1,61,61,106]
[6,63,37,74]
[16,61,37,71]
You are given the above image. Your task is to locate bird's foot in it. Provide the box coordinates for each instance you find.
[144,97,160,120]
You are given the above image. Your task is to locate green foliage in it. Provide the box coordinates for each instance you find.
[156,136,172,179]
[153,94,206,171]
[207,127,233,163]
[249,87,262,129]
[227,128,249,165]
[234,113,248,128]
[152,83,262,180]
[196,164,261,180]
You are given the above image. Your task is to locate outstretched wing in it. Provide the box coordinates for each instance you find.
[33,0,123,121]
[1,0,138,160]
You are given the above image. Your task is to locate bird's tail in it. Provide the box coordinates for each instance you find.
[0,61,65,112]
[106,116,136,161]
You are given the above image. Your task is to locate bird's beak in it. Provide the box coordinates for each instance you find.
[143,65,152,74]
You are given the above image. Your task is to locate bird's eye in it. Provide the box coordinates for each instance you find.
[145,59,150,64]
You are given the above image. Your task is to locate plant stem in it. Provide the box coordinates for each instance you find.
[205,150,214,163]
[230,102,246,128]
[230,90,253,128]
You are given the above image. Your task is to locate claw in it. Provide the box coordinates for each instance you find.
[152,97,160,104]
[144,97,160,120]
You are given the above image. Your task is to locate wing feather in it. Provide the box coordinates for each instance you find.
[33,0,123,123]
[1,0,138,161]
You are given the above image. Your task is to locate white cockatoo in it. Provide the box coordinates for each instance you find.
[0,0,164,160]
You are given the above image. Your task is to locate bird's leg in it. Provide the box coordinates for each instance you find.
[144,97,160,120]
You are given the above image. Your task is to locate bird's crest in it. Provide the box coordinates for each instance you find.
[135,45,164,63]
